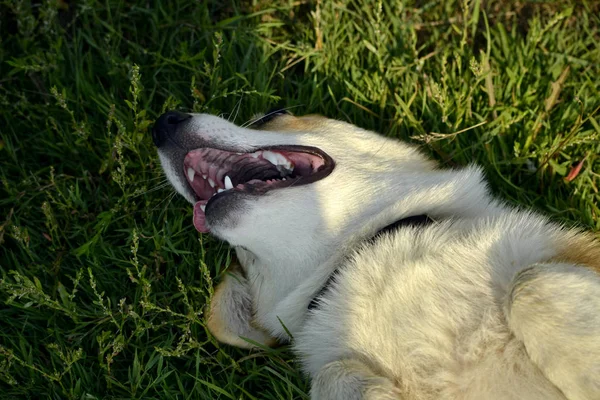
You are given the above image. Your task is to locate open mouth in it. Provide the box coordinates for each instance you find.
[183,145,334,232]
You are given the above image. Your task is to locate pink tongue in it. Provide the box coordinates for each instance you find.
[193,200,209,233]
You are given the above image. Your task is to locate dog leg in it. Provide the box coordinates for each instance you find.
[205,264,277,349]
[505,263,600,400]
[311,359,402,400]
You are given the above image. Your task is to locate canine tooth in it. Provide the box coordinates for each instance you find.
[187,168,195,182]
[200,205,206,212]
[217,188,225,193]
[224,175,233,190]
[262,151,279,165]
[275,153,291,168]
[208,178,215,188]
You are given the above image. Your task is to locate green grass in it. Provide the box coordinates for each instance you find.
[0,0,599,398]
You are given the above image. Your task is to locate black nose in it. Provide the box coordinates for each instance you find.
[152,111,191,147]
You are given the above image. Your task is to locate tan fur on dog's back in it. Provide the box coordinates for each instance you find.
[553,230,600,273]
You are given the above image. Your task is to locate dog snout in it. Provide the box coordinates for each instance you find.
[152,110,192,148]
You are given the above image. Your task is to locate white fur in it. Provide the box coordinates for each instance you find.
[506,263,600,400]
[158,113,600,399]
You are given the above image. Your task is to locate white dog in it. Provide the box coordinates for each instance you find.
[153,110,600,400]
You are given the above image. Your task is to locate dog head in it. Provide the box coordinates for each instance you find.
[153,110,436,255]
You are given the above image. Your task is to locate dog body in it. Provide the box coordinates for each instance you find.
[154,112,600,400]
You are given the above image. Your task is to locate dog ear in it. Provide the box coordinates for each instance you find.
[249,108,291,128]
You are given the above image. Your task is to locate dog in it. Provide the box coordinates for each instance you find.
[153,109,600,400]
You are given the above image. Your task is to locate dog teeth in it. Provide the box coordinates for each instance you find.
[262,150,293,171]
[217,188,225,193]
[262,151,279,165]
[251,152,260,159]
[202,174,207,180]
[200,205,206,212]
[224,175,233,190]
[208,178,215,188]
[277,155,291,168]
[187,168,195,182]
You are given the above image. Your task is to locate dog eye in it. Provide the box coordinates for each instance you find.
[249,108,290,128]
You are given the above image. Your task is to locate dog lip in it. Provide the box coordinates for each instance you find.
[210,145,334,206]
[182,144,335,215]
